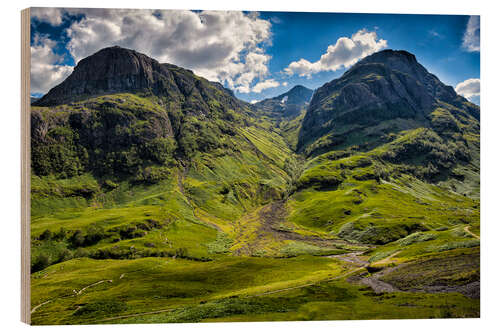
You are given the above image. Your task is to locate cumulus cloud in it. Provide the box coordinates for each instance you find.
[455,78,480,100]
[462,16,480,52]
[30,34,73,94]
[284,29,387,77]
[250,79,280,93]
[61,9,272,94]
[31,7,65,26]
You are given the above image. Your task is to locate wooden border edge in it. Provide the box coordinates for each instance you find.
[21,7,31,325]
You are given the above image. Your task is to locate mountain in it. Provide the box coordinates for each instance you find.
[253,85,313,119]
[288,49,479,245]
[298,50,479,155]
[33,46,245,113]
[30,46,289,200]
[30,47,480,324]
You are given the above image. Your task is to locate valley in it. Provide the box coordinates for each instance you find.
[29,46,480,324]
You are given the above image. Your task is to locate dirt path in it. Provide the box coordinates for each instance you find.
[231,201,369,256]
[359,276,400,293]
[91,265,365,322]
[76,279,113,295]
[251,250,401,298]
[464,226,480,239]
[31,279,114,314]
[30,300,53,314]
[74,251,395,322]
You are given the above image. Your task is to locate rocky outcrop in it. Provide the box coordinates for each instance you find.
[298,49,480,151]
[33,46,246,117]
[30,46,252,179]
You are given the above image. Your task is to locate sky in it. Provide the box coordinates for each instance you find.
[30,8,480,105]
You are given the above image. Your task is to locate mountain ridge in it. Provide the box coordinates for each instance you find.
[33,46,247,114]
[298,49,480,154]
[30,46,480,324]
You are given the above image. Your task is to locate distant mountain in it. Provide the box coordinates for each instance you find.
[253,85,313,119]
[298,49,480,156]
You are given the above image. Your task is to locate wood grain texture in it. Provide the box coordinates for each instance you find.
[21,7,31,325]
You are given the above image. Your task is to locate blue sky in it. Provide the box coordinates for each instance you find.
[30,9,480,104]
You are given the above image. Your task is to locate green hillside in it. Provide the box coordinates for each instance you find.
[30,47,480,324]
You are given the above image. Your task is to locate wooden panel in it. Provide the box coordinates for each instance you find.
[20,7,31,325]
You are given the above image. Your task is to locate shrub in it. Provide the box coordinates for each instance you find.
[69,230,85,248]
[83,225,106,246]
[175,247,189,258]
[135,166,171,184]
[39,229,53,241]
[144,137,176,164]
[31,253,49,273]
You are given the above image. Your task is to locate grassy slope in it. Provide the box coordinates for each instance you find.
[30,94,480,324]
[31,252,478,324]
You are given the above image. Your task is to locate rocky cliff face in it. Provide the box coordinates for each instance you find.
[33,46,246,116]
[253,85,313,119]
[30,46,254,179]
[298,49,480,152]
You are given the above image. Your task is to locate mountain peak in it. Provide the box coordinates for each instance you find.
[351,49,428,82]
[358,49,418,65]
[276,85,313,105]
[287,84,311,93]
[253,85,313,119]
[298,49,479,154]
[34,46,180,106]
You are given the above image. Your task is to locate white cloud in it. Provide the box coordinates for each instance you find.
[251,79,280,93]
[455,78,480,100]
[282,82,288,87]
[61,9,272,94]
[462,16,480,52]
[284,29,387,77]
[31,8,64,26]
[30,34,73,94]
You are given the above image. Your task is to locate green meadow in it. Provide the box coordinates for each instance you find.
[30,101,480,323]
[29,48,480,324]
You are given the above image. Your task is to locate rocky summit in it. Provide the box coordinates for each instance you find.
[253,85,313,119]
[33,46,245,114]
[298,49,480,154]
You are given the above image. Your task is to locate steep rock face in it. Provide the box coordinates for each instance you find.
[298,50,479,152]
[253,85,313,119]
[30,46,254,179]
[33,46,246,117]
[34,46,172,106]
[31,94,177,178]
